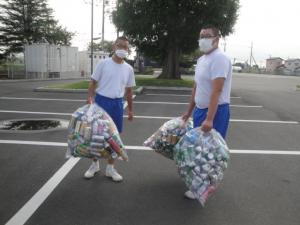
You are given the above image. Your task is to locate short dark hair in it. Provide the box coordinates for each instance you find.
[115,36,129,43]
[201,25,221,37]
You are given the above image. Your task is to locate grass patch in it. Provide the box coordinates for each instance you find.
[47,76,194,89]
[297,85,300,89]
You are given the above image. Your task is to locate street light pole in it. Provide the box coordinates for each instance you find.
[91,0,94,75]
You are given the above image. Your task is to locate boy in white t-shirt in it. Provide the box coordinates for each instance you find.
[182,25,232,199]
[84,37,136,182]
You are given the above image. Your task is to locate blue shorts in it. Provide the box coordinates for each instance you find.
[95,94,124,133]
[193,104,230,139]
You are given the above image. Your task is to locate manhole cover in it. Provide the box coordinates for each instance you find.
[0,119,69,131]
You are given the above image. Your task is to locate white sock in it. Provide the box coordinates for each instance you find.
[107,164,114,170]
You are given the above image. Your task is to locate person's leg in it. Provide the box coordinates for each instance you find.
[212,104,230,139]
[193,107,207,128]
[84,94,113,179]
[185,105,230,199]
[84,158,100,179]
[104,98,124,181]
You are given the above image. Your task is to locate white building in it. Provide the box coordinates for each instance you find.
[284,58,300,73]
[79,51,110,77]
[25,43,80,79]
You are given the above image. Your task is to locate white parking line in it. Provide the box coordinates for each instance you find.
[0,110,71,116]
[0,97,259,108]
[146,93,190,97]
[134,101,262,108]
[1,140,300,155]
[0,96,136,104]
[0,110,297,124]
[0,97,254,108]
[0,97,86,102]
[123,115,298,124]
[145,94,241,99]
[5,157,80,225]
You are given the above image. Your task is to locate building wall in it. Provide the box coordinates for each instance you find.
[266,58,283,72]
[284,59,300,72]
[25,44,80,79]
[79,51,110,77]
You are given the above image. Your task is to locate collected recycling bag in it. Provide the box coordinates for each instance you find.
[143,117,193,159]
[66,104,128,161]
[174,127,230,206]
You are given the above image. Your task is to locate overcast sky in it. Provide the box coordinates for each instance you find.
[48,0,300,66]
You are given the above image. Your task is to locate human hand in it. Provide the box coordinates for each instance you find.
[201,119,213,133]
[127,111,134,121]
[181,112,191,122]
[86,96,93,104]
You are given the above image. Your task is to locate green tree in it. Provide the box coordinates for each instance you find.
[87,40,114,55]
[0,0,74,59]
[113,0,239,79]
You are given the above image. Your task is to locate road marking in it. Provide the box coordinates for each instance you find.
[5,157,80,225]
[1,140,300,155]
[230,119,298,124]
[0,110,297,124]
[145,93,241,99]
[0,95,136,105]
[0,140,67,146]
[146,93,190,97]
[0,97,259,108]
[0,110,71,116]
[0,97,86,102]
[123,115,299,124]
[0,97,255,108]
[134,101,262,108]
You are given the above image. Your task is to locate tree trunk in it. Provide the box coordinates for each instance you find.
[159,46,181,79]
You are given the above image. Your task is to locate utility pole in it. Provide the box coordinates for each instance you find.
[116,0,119,38]
[90,0,94,75]
[102,0,105,45]
[223,38,227,52]
[249,41,253,67]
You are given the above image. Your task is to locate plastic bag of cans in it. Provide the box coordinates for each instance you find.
[174,127,230,206]
[143,117,193,160]
[66,104,128,161]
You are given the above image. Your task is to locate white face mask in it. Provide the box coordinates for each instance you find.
[198,38,214,53]
[115,49,128,59]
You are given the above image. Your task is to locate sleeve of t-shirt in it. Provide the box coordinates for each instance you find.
[126,67,136,87]
[91,60,104,82]
[194,59,201,83]
[210,55,230,80]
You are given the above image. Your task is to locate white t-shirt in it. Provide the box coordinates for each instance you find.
[91,58,136,99]
[194,48,232,109]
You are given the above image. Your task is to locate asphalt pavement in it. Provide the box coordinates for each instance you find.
[0,74,300,225]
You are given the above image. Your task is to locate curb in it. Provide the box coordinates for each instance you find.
[143,86,192,91]
[0,77,87,83]
[34,87,88,93]
[34,86,145,95]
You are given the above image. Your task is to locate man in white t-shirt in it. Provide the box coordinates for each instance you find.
[182,25,232,199]
[84,36,136,182]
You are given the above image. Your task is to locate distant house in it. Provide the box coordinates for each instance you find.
[266,57,283,73]
[284,58,300,72]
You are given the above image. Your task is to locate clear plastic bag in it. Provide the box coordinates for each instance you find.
[144,117,193,159]
[66,104,128,161]
[174,127,230,206]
